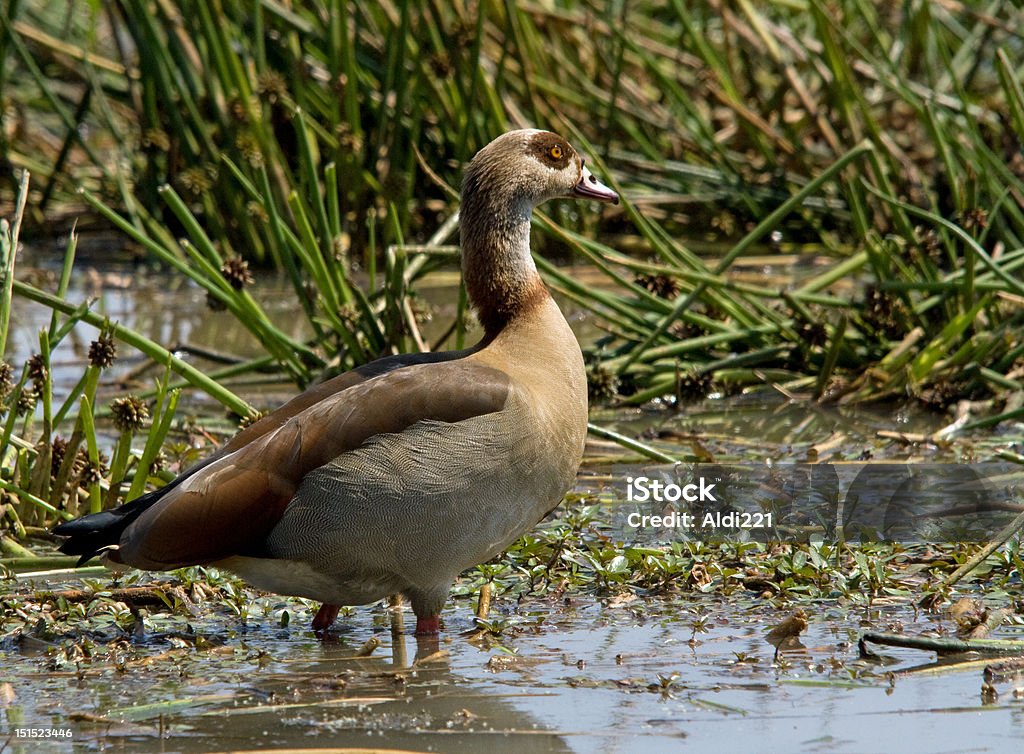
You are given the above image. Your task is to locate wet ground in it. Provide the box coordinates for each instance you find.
[3,580,1024,753]
[3,246,1024,752]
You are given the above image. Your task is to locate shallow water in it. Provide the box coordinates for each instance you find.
[3,584,1024,753]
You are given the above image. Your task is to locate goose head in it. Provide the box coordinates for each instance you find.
[461,129,618,217]
[460,129,618,335]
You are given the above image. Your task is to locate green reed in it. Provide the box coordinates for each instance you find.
[2,1,1024,428]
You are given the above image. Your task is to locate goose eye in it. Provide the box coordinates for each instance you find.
[549,145,563,159]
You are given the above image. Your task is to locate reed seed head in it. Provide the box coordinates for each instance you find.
[677,370,714,402]
[235,132,264,168]
[961,208,988,231]
[635,272,680,300]
[246,201,269,223]
[80,452,109,485]
[180,166,213,196]
[88,332,117,369]
[587,362,620,403]
[50,436,85,479]
[16,385,37,416]
[256,70,288,104]
[26,353,47,389]
[110,395,149,432]
[0,361,12,404]
[221,256,254,290]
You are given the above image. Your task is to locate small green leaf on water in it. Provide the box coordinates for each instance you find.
[108,694,236,722]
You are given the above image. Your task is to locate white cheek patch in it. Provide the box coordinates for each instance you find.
[527,153,562,173]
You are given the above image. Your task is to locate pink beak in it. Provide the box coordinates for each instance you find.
[572,163,619,204]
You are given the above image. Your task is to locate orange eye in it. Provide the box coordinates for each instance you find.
[549,145,563,159]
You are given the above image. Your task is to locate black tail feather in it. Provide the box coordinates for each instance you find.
[52,482,177,565]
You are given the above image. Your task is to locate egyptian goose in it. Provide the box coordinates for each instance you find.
[54,129,619,635]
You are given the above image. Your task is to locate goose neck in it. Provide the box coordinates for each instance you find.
[460,195,547,338]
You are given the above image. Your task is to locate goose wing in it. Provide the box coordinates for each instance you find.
[56,359,509,569]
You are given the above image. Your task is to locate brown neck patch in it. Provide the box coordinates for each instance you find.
[464,263,550,339]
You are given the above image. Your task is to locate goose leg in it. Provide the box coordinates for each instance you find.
[408,584,449,635]
[312,603,341,632]
[414,614,441,635]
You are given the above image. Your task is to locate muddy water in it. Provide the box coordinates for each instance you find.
[3,588,1023,753]
[4,250,1024,752]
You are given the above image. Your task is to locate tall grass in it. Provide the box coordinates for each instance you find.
[2,1,1024,413]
